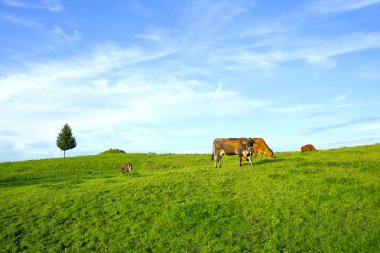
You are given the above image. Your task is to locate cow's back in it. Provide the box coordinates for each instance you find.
[301,144,317,152]
[252,137,274,158]
[253,138,266,152]
[213,138,253,155]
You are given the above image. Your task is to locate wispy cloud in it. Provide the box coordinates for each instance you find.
[318,135,380,149]
[301,34,380,63]
[1,0,62,11]
[0,41,272,160]
[45,0,62,12]
[303,117,380,134]
[1,0,33,8]
[210,33,380,70]
[359,68,380,80]
[173,129,211,137]
[303,91,354,119]
[304,111,336,119]
[135,28,176,43]
[309,0,380,14]
[333,91,353,103]
[1,0,379,161]
[187,0,251,30]
[167,1,380,71]
[1,12,78,52]
[0,42,178,101]
[123,0,151,16]
[51,26,81,44]
[0,11,44,29]
[269,104,324,113]
[353,122,380,131]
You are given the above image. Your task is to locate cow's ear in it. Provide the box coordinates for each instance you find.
[242,141,247,145]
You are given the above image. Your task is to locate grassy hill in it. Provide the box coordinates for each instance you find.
[1,144,379,252]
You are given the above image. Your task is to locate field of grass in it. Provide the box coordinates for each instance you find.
[1,144,379,252]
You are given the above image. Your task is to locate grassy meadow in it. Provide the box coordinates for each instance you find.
[1,144,379,252]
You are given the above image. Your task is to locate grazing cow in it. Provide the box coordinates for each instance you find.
[121,162,133,173]
[301,144,317,152]
[211,138,255,168]
[250,137,274,159]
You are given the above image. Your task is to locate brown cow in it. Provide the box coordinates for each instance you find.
[121,162,133,173]
[250,137,274,159]
[211,138,255,168]
[301,144,317,152]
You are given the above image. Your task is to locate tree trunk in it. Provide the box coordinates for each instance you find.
[64,150,66,158]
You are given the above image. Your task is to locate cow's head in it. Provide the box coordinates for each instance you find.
[268,149,275,159]
[242,139,255,156]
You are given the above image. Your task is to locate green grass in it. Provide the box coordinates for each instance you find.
[1,144,379,252]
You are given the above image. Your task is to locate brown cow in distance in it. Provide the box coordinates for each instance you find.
[121,162,133,173]
[301,144,317,152]
[211,138,255,168]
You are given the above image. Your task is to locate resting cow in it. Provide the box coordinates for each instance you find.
[211,138,255,168]
[301,144,317,152]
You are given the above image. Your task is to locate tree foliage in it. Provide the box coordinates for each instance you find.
[56,123,77,158]
[99,148,126,155]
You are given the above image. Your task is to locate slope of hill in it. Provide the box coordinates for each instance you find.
[1,144,379,252]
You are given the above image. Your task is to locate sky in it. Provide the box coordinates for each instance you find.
[1,0,380,162]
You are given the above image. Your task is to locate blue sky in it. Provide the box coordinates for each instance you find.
[1,0,380,162]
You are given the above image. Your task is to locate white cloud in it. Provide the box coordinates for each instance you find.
[317,135,380,149]
[135,27,181,44]
[353,122,380,131]
[302,34,380,62]
[309,0,380,14]
[269,104,324,113]
[181,0,253,35]
[302,117,380,135]
[333,91,353,103]
[359,68,380,80]
[45,0,62,12]
[1,1,379,161]
[51,26,80,44]
[1,0,33,8]
[0,11,44,29]
[0,41,272,161]
[173,129,211,136]
[0,42,178,101]
[124,0,151,16]
[1,0,63,11]
[213,33,380,70]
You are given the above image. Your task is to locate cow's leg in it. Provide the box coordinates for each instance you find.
[215,151,223,168]
[214,152,219,168]
[254,152,257,159]
[247,155,254,167]
[218,154,222,168]
[260,153,263,159]
[239,154,242,167]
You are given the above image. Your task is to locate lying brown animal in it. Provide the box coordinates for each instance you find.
[121,162,133,173]
[301,144,317,152]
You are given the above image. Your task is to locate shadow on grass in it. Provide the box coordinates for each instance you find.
[210,158,285,168]
[254,158,285,165]
[119,171,144,177]
[0,177,69,188]
[0,175,116,188]
[39,180,86,189]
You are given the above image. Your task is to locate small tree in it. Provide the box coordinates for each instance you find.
[56,123,77,158]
